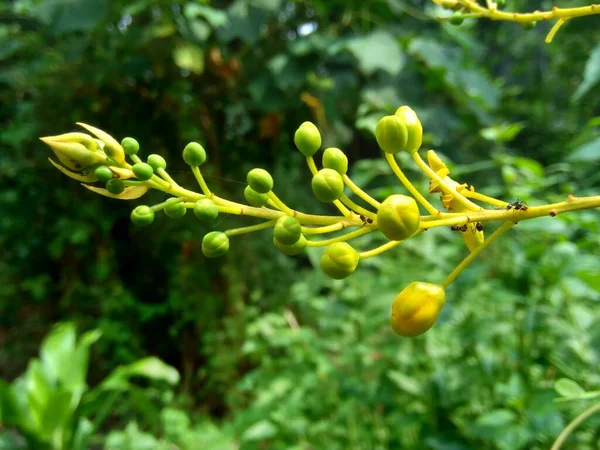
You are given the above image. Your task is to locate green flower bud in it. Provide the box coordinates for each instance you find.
[244,186,269,207]
[449,12,464,25]
[391,282,446,337]
[311,168,344,202]
[322,147,348,175]
[131,205,155,227]
[164,200,186,219]
[274,216,302,245]
[122,137,140,156]
[40,133,108,171]
[394,106,423,154]
[202,231,230,258]
[320,242,360,280]
[132,162,154,181]
[193,199,219,222]
[377,194,420,241]
[147,154,167,170]
[106,178,125,195]
[274,234,307,256]
[247,168,273,194]
[294,121,321,157]
[182,142,207,166]
[76,123,125,164]
[521,20,536,30]
[95,166,114,183]
[375,115,408,154]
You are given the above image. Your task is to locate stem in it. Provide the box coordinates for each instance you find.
[339,194,377,220]
[359,230,423,259]
[157,167,178,186]
[268,192,295,216]
[225,220,277,237]
[306,227,373,247]
[306,156,352,217]
[384,153,440,215]
[551,402,600,450]
[343,175,381,209]
[463,190,508,208]
[191,166,211,196]
[441,221,514,288]
[546,18,567,43]
[302,223,346,234]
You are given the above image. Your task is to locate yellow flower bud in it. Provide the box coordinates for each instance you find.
[40,133,108,171]
[394,106,423,154]
[377,195,420,241]
[390,282,446,337]
[375,115,408,154]
[76,122,125,164]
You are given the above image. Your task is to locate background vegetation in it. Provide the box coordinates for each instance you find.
[1,0,600,448]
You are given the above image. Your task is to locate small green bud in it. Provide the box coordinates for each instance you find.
[244,186,269,207]
[122,137,140,156]
[496,0,505,6]
[106,178,125,195]
[164,201,187,219]
[377,195,420,241]
[182,142,207,166]
[193,199,219,222]
[131,205,155,227]
[147,154,167,170]
[247,168,273,194]
[311,168,344,202]
[521,20,536,30]
[294,121,321,157]
[274,216,302,245]
[394,106,423,154]
[202,231,230,258]
[132,162,154,181]
[95,166,114,183]
[375,115,408,154]
[320,242,360,280]
[273,234,307,256]
[449,12,464,25]
[322,147,348,175]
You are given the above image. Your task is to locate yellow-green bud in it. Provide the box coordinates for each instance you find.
[247,168,273,194]
[202,231,230,258]
[375,115,408,154]
[122,137,140,156]
[294,121,321,157]
[449,12,464,26]
[320,242,360,280]
[106,178,125,195]
[273,234,307,256]
[131,205,155,227]
[274,216,301,245]
[40,133,107,171]
[322,147,348,175]
[147,154,167,170]
[377,195,420,241]
[182,142,207,166]
[244,186,269,207]
[193,199,219,222]
[394,106,423,154]
[390,282,446,337]
[94,166,114,183]
[311,168,344,202]
[132,162,154,181]
[76,123,125,164]
[164,201,186,219]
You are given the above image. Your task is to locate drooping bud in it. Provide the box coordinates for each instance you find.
[131,205,155,227]
[390,282,446,337]
[377,195,420,241]
[147,154,167,170]
[247,168,273,194]
[322,147,348,175]
[244,186,269,207]
[375,115,408,154]
[193,199,219,222]
[311,168,344,202]
[132,163,154,181]
[273,234,307,255]
[182,142,207,166]
[273,216,302,245]
[164,200,186,219]
[76,123,125,164]
[320,242,360,279]
[294,121,321,157]
[202,231,230,258]
[41,133,108,171]
[394,106,423,154]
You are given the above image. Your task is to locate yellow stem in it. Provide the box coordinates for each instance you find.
[551,401,600,450]
[339,194,377,220]
[306,227,373,247]
[191,166,211,196]
[225,220,277,237]
[545,18,567,44]
[306,156,352,217]
[301,223,346,234]
[342,175,381,209]
[359,230,423,259]
[268,192,295,216]
[463,190,508,208]
[157,167,179,187]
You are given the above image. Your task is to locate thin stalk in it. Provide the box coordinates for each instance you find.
[191,166,211,196]
[551,401,600,450]
[225,220,277,237]
[302,223,346,234]
[268,192,295,216]
[306,227,373,247]
[359,230,423,259]
[343,175,381,209]
[463,190,508,208]
[339,194,377,220]
[157,167,178,186]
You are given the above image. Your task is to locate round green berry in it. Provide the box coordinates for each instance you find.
[521,20,536,30]
[106,178,125,195]
[122,137,139,156]
[182,142,207,166]
[395,106,423,154]
[147,154,167,170]
[202,231,230,258]
[247,168,273,194]
[274,216,302,245]
[320,242,360,280]
[449,12,464,25]
[244,186,269,207]
[377,194,420,241]
[322,147,348,175]
[375,115,408,154]
[311,168,344,202]
[95,166,113,183]
[273,234,307,256]
[164,201,186,219]
[131,205,155,227]
[193,199,219,222]
[132,162,154,181]
[294,121,322,157]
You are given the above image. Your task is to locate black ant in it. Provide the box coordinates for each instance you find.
[359,214,374,225]
[450,224,468,232]
[475,222,484,232]
[506,199,528,211]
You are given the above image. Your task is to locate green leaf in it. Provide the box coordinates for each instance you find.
[173,44,205,75]
[40,323,76,385]
[387,371,423,396]
[554,378,586,398]
[568,137,600,162]
[40,390,73,438]
[0,381,23,428]
[572,43,600,102]
[184,4,229,28]
[42,0,109,35]
[101,357,180,391]
[71,418,93,450]
[344,31,405,76]
[242,420,277,441]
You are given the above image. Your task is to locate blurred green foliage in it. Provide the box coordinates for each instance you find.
[1,0,600,448]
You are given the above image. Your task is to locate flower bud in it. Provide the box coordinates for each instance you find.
[164,200,186,219]
[202,231,230,258]
[394,106,423,154]
[147,154,167,170]
[122,137,140,156]
[76,123,125,164]
[131,205,155,227]
[322,147,348,175]
[375,115,408,154]
[390,282,446,337]
[320,242,360,280]
[95,166,114,183]
[247,168,273,194]
[194,199,219,222]
[244,186,269,207]
[132,163,154,181]
[182,142,207,166]
[449,12,464,25]
[273,234,307,256]
[106,179,125,195]
[311,168,344,202]
[274,216,301,245]
[40,133,108,171]
[377,195,420,241]
[294,121,321,157]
